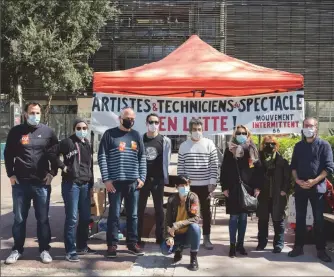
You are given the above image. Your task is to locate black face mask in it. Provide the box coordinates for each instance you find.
[122,118,134,129]
[264,144,275,153]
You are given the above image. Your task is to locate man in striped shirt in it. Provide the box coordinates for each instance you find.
[177,118,218,250]
[98,107,147,258]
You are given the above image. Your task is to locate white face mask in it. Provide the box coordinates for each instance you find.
[303,127,316,138]
[191,131,203,141]
[27,114,41,126]
[148,123,159,133]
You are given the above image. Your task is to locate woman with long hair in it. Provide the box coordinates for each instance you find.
[256,135,290,253]
[220,125,263,258]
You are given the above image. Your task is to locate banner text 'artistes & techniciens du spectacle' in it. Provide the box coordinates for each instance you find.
[90,91,304,135]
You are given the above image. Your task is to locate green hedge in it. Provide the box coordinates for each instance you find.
[252,135,334,185]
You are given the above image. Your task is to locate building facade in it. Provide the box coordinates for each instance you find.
[3,0,333,142]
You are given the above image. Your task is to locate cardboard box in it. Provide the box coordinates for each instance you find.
[91,189,105,217]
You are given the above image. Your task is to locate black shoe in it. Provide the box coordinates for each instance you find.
[174,250,183,263]
[188,252,199,271]
[317,250,332,263]
[273,247,282,254]
[256,245,265,251]
[236,243,247,255]
[77,247,97,255]
[128,243,144,256]
[65,253,80,262]
[229,243,236,258]
[106,246,117,258]
[288,246,304,257]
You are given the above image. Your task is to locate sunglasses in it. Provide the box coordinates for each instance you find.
[265,142,276,146]
[236,132,247,136]
[148,121,159,125]
[76,127,88,131]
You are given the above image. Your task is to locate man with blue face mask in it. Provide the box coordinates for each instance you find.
[48,118,95,262]
[289,117,334,263]
[162,175,201,271]
[4,102,58,265]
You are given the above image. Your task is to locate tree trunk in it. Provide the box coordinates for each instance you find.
[44,94,53,125]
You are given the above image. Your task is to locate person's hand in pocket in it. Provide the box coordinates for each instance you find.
[9,175,19,186]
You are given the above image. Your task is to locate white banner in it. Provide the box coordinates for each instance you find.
[90,91,304,135]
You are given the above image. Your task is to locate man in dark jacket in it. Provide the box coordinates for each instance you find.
[48,118,95,262]
[162,175,201,271]
[4,102,58,264]
[289,117,334,263]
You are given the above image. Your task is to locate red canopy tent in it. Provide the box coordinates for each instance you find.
[93,35,303,97]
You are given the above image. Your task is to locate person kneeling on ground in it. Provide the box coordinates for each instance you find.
[162,175,201,271]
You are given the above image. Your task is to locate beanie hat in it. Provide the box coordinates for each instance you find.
[73,118,88,131]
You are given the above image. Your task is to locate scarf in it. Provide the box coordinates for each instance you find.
[263,152,276,175]
[228,139,259,162]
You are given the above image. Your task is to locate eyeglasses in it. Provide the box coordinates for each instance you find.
[265,142,276,147]
[148,121,159,125]
[235,132,247,136]
[76,127,88,131]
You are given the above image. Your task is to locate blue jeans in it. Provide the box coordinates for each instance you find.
[12,183,51,253]
[161,223,201,254]
[62,182,91,254]
[107,180,139,246]
[295,190,325,250]
[229,213,247,244]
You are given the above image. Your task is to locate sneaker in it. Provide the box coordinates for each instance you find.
[106,246,117,258]
[127,243,144,256]
[77,247,97,255]
[317,250,332,263]
[5,250,22,264]
[40,250,52,263]
[65,253,80,262]
[173,250,183,263]
[256,245,265,251]
[288,246,304,258]
[203,235,214,250]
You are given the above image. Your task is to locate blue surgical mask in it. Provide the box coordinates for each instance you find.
[76,130,88,139]
[178,186,190,197]
[236,135,247,144]
[27,114,41,126]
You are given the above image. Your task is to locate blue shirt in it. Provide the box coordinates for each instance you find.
[98,127,147,183]
[290,137,334,193]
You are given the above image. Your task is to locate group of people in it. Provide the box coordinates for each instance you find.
[3,102,334,271]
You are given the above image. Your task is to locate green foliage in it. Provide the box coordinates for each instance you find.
[1,0,118,99]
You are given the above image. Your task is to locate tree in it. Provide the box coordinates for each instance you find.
[1,0,118,123]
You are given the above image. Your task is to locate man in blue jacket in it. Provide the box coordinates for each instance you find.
[4,102,58,264]
[138,113,171,245]
[289,117,334,262]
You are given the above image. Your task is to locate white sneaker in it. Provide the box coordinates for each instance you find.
[40,250,52,263]
[5,250,22,264]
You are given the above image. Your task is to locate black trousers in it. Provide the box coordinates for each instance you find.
[190,185,211,236]
[137,178,164,242]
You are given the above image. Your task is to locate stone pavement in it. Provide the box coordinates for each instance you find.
[1,157,334,276]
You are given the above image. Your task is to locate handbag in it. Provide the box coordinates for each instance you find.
[235,159,259,212]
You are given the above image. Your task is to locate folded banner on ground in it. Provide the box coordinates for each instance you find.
[91,91,304,135]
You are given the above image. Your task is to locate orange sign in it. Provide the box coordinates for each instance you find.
[21,135,29,145]
[119,142,126,152]
[131,141,138,151]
